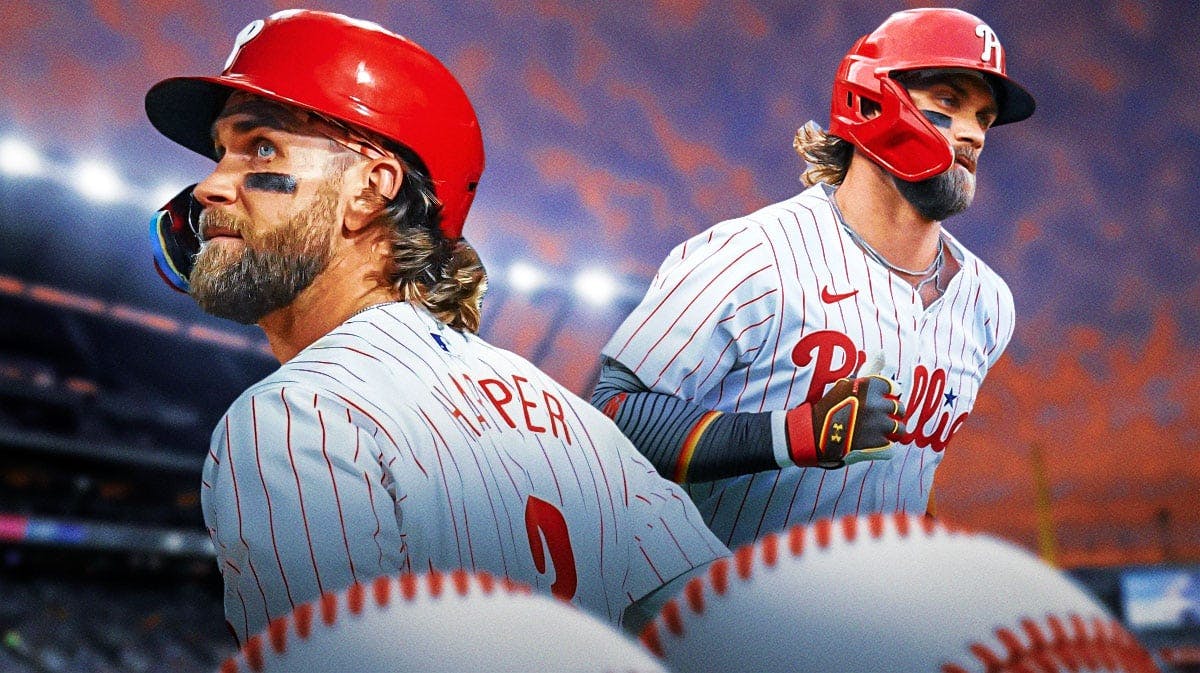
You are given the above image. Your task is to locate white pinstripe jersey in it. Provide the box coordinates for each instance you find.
[602,183,1015,549]
[201,302,725,643]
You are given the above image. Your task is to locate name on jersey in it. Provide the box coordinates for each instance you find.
[792,330,968,453]
[436,372,574,445]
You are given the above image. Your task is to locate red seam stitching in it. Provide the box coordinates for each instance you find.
[373,575,390,606]
[734,544,755,579]
[709,557,730,595]
[842,514,858,542]
[401,572,417,600]
[222,571,538,670]
[788,524,804,556]
[659,514,946,644]
[245,635,263,672]
[684,577,705,613]
[294,603,312,639]
[640,621,664,658]
[318,591,337,627]
[478,571,495,594]
[347,582,364,614]
[760,532,779,567]
[452,568,471,595]
[267,616,287,654]
[641,512,1151,673]
[663,599,683,636]
[868,511,884,538]
[958,614,1158,673]
[814,518,832,547]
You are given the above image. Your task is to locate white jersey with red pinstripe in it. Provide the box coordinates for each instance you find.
[201,301,725,643]
[601,182,1014,549]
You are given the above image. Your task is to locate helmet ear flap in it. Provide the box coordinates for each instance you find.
[150,184,201,293]
[832,76,954,182]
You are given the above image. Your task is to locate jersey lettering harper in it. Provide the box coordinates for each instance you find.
[202,302,726,643]
[602,183,1014,549]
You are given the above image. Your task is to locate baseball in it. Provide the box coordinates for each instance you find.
[218,569,667,673]
[641,512,1158,673]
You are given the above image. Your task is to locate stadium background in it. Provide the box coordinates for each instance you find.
[1,0,1197,670]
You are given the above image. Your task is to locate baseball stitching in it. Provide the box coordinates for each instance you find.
[639,512,1157,673]
[219,569,531,673]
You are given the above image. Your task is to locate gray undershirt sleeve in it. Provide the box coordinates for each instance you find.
[590,357,781,482]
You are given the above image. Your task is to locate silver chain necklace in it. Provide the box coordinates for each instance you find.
[844,225,945,292]
[829,190,945,293]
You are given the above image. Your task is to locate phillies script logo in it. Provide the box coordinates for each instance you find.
[791,330,968,452]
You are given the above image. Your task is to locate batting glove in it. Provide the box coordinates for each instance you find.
[783,375,905,469]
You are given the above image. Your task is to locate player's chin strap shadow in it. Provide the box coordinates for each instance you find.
[150,184,200,293]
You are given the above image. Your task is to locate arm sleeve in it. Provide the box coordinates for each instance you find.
[200,384,404,645]
[591,357,786,483]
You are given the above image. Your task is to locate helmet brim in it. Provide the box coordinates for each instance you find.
[145,77,240,161]
[987,74,1036,126]
[145,75,340,161]
[891,67,1035,127]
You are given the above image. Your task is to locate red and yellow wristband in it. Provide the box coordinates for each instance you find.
[673,411,723,482]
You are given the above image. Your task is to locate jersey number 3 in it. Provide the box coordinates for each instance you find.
[524,495,577,601]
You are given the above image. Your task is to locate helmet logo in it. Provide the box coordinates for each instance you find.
[974,24,1002,69]
[223,19,265,73]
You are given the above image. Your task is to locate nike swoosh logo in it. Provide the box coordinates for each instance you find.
[821,286,859,303]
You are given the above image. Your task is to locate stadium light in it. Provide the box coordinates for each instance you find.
[0,137,44,176]
[508,261,545,294]
[74,160,125,203]
[574,268,618,307]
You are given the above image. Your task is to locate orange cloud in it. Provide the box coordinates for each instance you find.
[0,2,230,137]
[469,208,570,267]
[531,0,597,34]
[524,61,587,125]
[449,45,497,96]
[606,81,768,221]
[733,0,770,39]
[531,146,682,245]
[608,82,720,176]
[576,39,611,84]
[1116,0,1152,35]
[649,0,707,30]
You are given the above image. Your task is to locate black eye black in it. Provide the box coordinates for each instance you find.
[920,110,953,129]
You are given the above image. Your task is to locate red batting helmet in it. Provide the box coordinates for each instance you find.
[145,9,484,240]
[829,8,1035,181]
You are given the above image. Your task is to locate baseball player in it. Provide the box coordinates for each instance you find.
[145,10,726,643]
[592,8,1034,549]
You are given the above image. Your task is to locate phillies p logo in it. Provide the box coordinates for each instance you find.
[974,23,1003,69]
[224,19,265,72]
[791,330,866,404]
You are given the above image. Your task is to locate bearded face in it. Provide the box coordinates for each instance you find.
[891,152,977,222]
[887,70,996,222]
[188,179,339,324]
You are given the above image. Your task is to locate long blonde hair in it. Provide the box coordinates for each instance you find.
[369,140,487,333]
[792,121,855,187]
[389,228,487,333]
